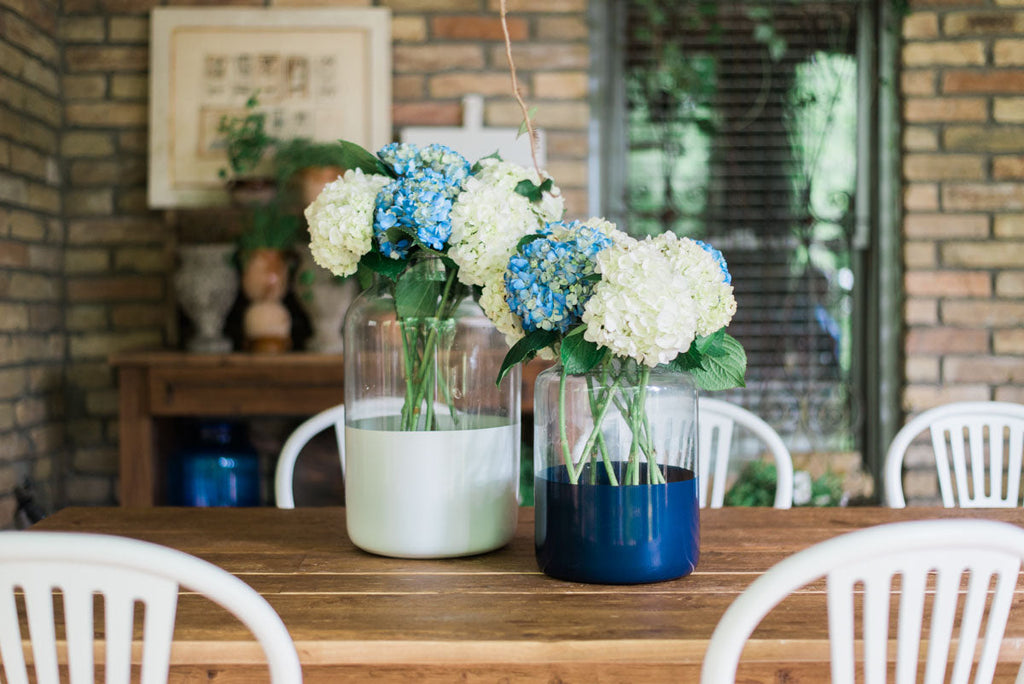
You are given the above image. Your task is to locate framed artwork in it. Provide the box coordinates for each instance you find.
[148,7,391,208]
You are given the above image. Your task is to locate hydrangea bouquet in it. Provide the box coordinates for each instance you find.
[304,140,563,431]
[489,219,748,486]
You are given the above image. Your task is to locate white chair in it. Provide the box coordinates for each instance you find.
[702,518,1024,684]
[0,531,302,684]
[275,404,346,509]
[884,401,1024,508]
[698,397,794,509]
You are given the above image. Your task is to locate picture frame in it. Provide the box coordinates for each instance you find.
[148,7,391,208]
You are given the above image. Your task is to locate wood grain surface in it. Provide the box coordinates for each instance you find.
[29,506,1024,683]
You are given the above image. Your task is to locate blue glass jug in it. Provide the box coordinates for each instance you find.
[174,420,260,507]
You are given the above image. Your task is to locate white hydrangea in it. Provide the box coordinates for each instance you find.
[655,233,737,336]
[304,169,390,277]
[449,158,564,287]
[582,236,701,367]
[480,277,526,349]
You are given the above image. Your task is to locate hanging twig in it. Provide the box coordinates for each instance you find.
[499,0,545,178]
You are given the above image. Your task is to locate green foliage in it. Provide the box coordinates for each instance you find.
[514,177,554,202]
[497,329,559,386]
[274,138,353,185]
[560,326,607,375]
[669,331,747,391]
[217,94,274,180]
[724,460,845,508]
[238,200,300,252]
[394,263,445,319]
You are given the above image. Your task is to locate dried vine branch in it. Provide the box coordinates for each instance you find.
[499,0,545,178]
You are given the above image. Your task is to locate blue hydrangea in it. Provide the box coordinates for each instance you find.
[694,239,732,284]
[503,221,614,333]
[372,143,470,256]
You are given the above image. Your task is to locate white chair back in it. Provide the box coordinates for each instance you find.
[701,519,1024,684]
[884,401,1024,508]
[0,531,302,684]
[698,397,794,508]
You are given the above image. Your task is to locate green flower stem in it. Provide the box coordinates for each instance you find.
[558,365,577,482]
[585,373,619,486]
[573,375,619,485]
[401,267,461,431]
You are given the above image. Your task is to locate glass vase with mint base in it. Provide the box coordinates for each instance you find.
[343,256,521,559]
[534,360,699,584]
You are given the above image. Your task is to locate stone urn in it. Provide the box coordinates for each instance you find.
[241,248,292,353]
[173,243,238,353]
[293,248,358,354]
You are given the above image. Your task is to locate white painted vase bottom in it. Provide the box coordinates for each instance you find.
[345,422,519,559]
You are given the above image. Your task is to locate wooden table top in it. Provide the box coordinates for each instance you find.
[32,506,1024,683]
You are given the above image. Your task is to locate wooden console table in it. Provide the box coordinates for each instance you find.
[112,351,549,507]
[112,352,347,507]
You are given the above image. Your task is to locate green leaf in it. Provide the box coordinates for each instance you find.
[336,140,393,177]
[688,333,747,391]
[693,328,727,356]
[471,151,502,173]
[361,250,406,282]
[356,263,374,290]
[560,326,607,375]
[394,266,442,319]
[514,232,547,253]
[513,177,554,203]
[496,329,558,386]
[516,107,538,138]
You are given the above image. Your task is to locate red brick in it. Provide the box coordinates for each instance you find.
[943,183,1024,211]
[943,70,1024,94]
[392,101,462,127]
[904,270,992,296]
[906,327,989,353]
[487,0,585,11]
[0,241,29,268]
[66,276,163,302]
[432,16,527,41]
[994,155,1024,179]
[66,103,147,127]
[904,213,989,238]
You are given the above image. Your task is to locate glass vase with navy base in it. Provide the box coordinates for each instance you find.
[533,361,699,584]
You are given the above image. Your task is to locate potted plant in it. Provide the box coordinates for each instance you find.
[237,199,301,353]
[274,137,351,208]
[217,93,277,206]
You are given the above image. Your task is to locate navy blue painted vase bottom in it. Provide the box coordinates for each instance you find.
[535,464,700,584]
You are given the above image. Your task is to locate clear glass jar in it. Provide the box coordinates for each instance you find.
[534,360,699,583]
[342,256,521,558]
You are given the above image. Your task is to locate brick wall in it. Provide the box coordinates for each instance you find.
[3,0,1022,512]
[0,0,63,524]
[1,0,593,512]
[900,0,1024,502]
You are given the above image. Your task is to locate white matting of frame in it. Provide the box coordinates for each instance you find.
[148,7,391,208]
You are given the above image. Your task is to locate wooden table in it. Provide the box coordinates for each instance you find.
[111,351,551,507]
[33,506,1024,683]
